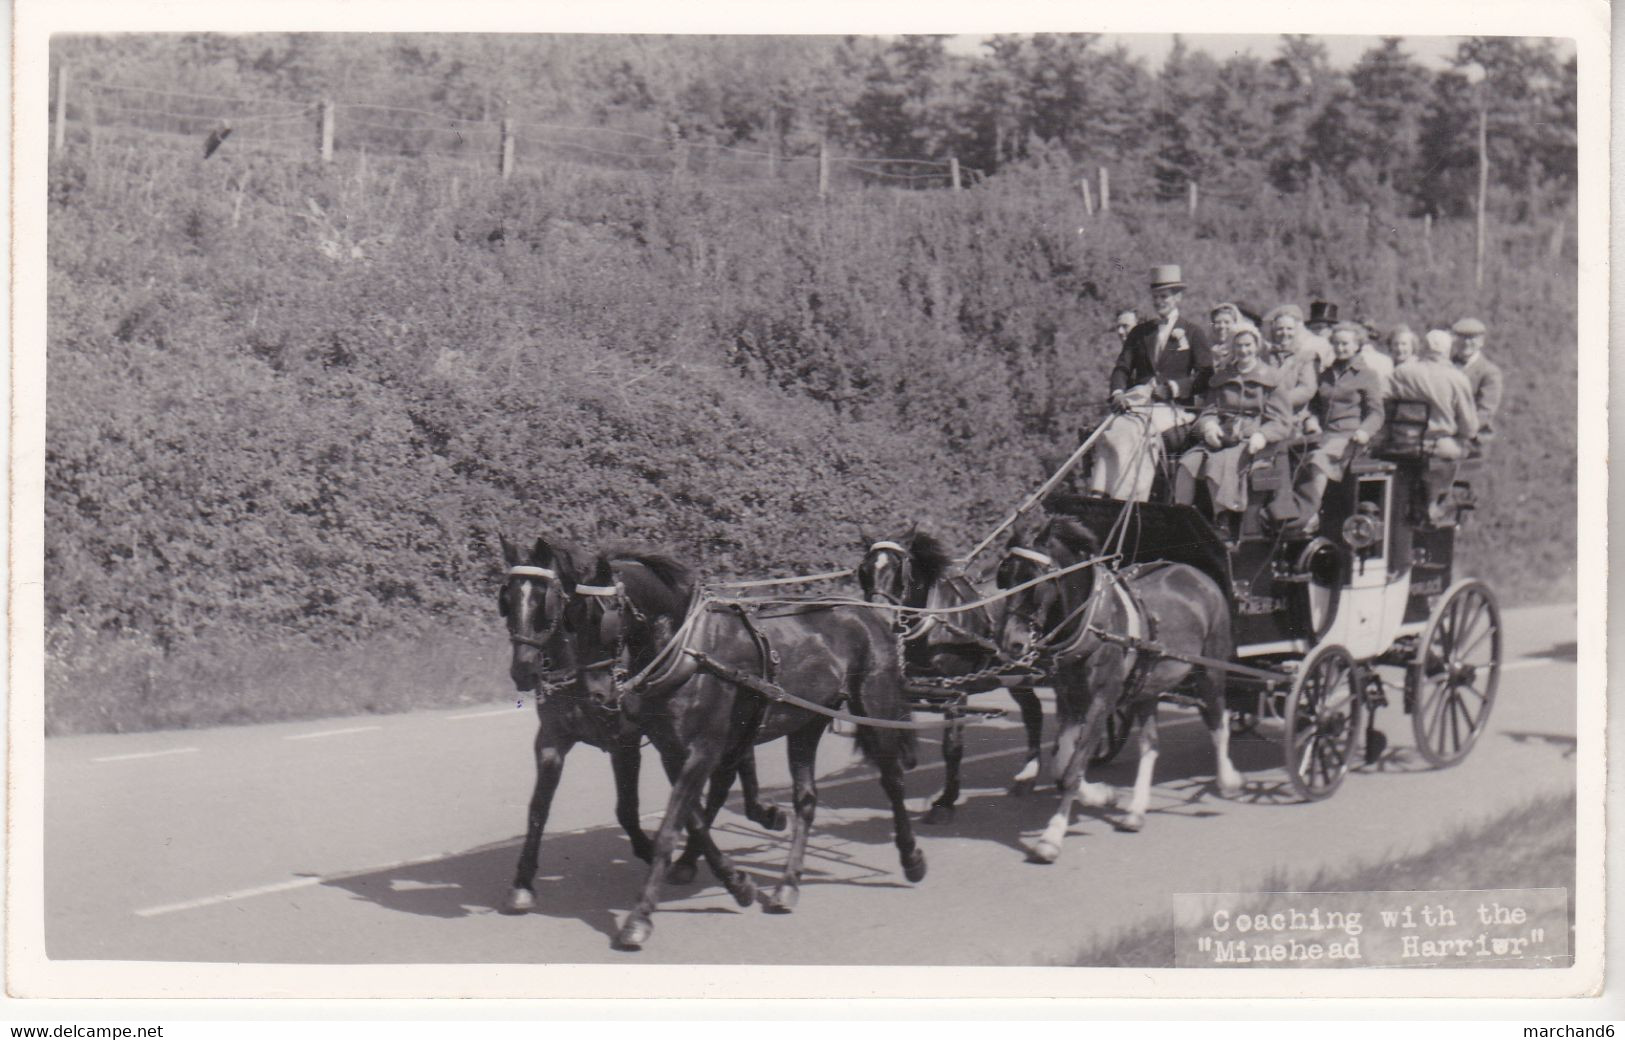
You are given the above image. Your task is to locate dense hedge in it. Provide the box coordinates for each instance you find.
[43,143,1576,732]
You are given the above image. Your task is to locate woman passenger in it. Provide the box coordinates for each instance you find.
[1174,324,1292,517]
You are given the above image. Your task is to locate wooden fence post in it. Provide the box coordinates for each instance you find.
[1080,177,1095,216]
[1474,104,1488,290]
[53,64,68,154]
[1188,180,1199,218]
[950,157,961,190]
[319,100,334,163]
[818,137,830,197]
[499,119,515,178]
[1098,166,1110,213]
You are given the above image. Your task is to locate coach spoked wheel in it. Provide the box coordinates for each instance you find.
[1283,643,1364,802]
[1090,704,1135,766]
[1410,579,1502,768]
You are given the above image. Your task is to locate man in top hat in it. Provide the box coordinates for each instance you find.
[1109,265,1213,407]
[1306,300,1339,338]
[1088,264,1213,501]
[1452,317,1503,439]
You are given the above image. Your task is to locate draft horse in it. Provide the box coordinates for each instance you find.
[560,548,927,950]
[995,515,1244,863]
[497,534,786,915]
[857,528,1048,821]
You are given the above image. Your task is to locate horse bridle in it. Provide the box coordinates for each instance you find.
[569,578,647,710]
[862,540,912,608]
[1000,545,1062,649]
[505,565,566,652]
[1000,545,1112,662]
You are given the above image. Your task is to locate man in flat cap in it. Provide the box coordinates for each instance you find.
[1452,317,1504,439]
[1088,264,1213,500]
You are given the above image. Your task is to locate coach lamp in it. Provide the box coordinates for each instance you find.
[1341,500,1385,562]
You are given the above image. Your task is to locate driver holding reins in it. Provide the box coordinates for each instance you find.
[1086,264,1214,501]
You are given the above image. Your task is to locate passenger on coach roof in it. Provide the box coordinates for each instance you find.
[1208,302,1241,369]
[1260,304,1325,416]
[1173,323,1292,516]
[1452,317,1504,441]
[1387,330,1479,460]
[1266,322,1387,534]
[1113,309,1139,346]
[1388,325,1420,374]
[1305,300,1339,340]
[1086,264,1213,502]
[1353,316,1394,389]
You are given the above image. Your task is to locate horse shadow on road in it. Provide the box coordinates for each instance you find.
[319,826,661,942]
[319,709,1297,932]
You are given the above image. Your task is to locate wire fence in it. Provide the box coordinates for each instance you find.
[52,77,975,195]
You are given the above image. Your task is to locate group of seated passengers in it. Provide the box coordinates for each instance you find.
[1087,265,1490,535]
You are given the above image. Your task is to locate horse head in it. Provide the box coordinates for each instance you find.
[859,524,955,608]
[994,515,1105,658]
[499,533,579,692]
[565,549,693,710]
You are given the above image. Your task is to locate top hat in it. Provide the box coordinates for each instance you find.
[1149,264,1185,290]
[1307,300,1339,327]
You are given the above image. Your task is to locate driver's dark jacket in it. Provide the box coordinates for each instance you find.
[1109,314,1214,405]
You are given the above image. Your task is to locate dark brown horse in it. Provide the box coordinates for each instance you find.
[497,535,785,915]
[560,548,926,950]
[995,515,1243,863]
[857,529,1048,820]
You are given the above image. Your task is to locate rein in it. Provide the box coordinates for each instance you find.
[680,649,993,732]
[704,551,1117,618]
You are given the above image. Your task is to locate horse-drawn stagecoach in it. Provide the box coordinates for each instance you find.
[1037,398,1501,802]
[497,389,1501,944]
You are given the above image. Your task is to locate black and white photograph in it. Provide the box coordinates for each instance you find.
[7,0,1610,1009]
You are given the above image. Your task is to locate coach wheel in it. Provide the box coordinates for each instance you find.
[1410,580,1502,768]
[1283,643,1363,802]
[1090,705,1135,766]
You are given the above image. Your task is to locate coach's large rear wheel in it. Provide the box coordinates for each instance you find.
[1410,580,1502,768]
[1283,643,1363,802]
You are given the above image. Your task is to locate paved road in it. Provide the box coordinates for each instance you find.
[43,605,1578,966]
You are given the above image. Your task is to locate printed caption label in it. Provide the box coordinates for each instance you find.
[1173,888,1568,968]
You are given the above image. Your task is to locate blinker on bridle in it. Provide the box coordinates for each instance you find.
[1005,546,1056,570]
[505,565,566,660]
[865,540,912,608]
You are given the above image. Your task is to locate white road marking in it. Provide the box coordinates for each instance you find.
[284,725,382,741]
[447,707,522,720]
[93,747,199,763]
[135,876,320,917]
[134,849,455,918]
[127,656,1567,918]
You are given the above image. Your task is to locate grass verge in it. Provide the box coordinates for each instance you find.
[44,624,510,735]
[1067,788,1578,967]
